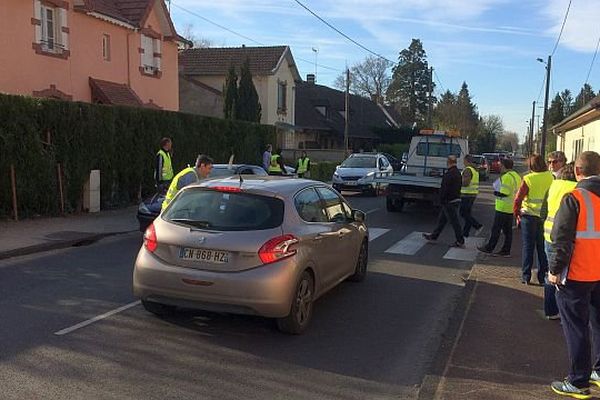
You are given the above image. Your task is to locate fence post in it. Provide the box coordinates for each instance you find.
[10,164,18,221]
[57,163,65,214]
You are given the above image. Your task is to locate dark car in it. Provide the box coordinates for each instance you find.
[137,164,268,231]
[482,153,502,174]
[471,155,489,181]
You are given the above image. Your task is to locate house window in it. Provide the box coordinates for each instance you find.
[573,138,584,160]
[102,34,111,61]
[315,106,327,118]
[141,34,161,75]
[41,5,61,52]
[278,81,287,112]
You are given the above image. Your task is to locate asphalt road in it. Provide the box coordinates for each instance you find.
[0,180,498,400]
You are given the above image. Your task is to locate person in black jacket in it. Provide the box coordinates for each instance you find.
[423,155,465,248]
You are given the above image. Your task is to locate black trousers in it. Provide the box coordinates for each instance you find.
[482,211,513,253]
[556,280,600,388]
[431,202,464,244]
[460,196,482,237]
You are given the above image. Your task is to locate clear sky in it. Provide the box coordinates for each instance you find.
[169,0,600,140]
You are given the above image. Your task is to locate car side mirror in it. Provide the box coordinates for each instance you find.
[352,209,366,223]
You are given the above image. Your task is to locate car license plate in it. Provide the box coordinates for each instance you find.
[404,192,423,199]
[345,181,358,186]
[179,247,230,264]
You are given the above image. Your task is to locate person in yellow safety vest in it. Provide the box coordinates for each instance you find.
[513,154,554,285]
[161,154,213,211]
[155,137,174,193]
[478,158,522,257]
[268,148,285,175]
[296,151,310,178]
[460,155,483,238]
[540,162,577,320]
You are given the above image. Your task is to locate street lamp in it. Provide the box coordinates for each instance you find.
[537,56,552,157]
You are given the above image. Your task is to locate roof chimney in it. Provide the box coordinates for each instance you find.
[306,74,315,84]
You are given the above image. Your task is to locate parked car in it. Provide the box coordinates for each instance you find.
[137,164,269,232]
[133,176,369,334]
[471,155,489,181]
[482,153,502,174]
[331,153,394,195]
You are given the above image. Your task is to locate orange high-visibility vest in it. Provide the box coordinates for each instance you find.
[566,188,600,281]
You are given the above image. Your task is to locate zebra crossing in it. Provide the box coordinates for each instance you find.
[368,227,484,262]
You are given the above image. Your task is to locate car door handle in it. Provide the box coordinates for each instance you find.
[313,235,324,241]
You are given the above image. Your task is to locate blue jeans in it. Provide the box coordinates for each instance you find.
[521,214,548,284]
[544,241,559,316]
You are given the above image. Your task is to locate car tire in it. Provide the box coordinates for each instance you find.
[348,240,368,282]
[141,299,176,316]
[277,271,314,335]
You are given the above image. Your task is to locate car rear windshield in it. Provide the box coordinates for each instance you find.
[163,189,284,231]
[416,142,462,157]
[472,157,485,165]
[340,157,377,168]
[483,154,500,161]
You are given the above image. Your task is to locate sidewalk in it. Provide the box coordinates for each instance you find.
[0,207,139,260]
[420,226,570,400]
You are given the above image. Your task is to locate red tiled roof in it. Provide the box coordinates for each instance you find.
[179,46,289,76]
[89,78,143,107]
[77,0,172,30]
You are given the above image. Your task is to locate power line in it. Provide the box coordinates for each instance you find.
[171,1,342,73]
[585,31,600,86]
[536,74,546,103]
[551,0,572,56]
[433,70,445,93]
[291,0,394,64]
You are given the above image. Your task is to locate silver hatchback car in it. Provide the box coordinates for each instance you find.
[133,176,369,334]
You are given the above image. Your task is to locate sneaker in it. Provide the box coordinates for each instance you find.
[422,233,437,242]
[590,371,600,388]
[475,225,484,236]
[451,241,466,249]
[492,251,511,258]
[550,379,591,399]
[546,314,560,320]
[477,246,492,254]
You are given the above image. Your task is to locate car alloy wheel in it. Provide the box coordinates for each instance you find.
[348,240,368,282]
[277,271,314,334]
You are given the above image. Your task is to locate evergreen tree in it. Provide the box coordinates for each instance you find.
[476,115,503,153]
[235,59,262,123]
[223,65,238,120]
[456,82,479,140]
[386,39,433,125]
[574,83,596,110]
[433,90,457,129]
[547,92,565,127]
[560,89,573,116]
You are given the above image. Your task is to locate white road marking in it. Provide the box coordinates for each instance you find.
[54,300,141,336]
[443,237,486,261]
[368,228,390,242]
[385,231,428,255]
[366,208,380,215]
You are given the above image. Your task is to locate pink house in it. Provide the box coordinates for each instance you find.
[0,0,183,110]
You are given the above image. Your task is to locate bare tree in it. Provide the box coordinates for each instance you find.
[333,56,392,102]
[181,23,213,48]
[497,131,519,152]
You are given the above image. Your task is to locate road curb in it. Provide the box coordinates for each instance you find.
[0,230,139,261]
[416,272,478,400]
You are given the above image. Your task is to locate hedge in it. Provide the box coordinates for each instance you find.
[0,94,275,218]
[310,162,338,183]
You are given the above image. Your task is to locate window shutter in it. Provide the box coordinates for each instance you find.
[33,0,42,43]
[141,35,153,68]
[59,8,68,50]
[154,39,161,70]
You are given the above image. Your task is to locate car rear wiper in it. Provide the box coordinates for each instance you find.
[170,219,212,228]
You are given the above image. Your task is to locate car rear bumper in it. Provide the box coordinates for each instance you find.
[133,247,298,318]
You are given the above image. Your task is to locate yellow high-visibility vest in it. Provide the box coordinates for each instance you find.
[162,167,196,211]
[495,170,521,214]
[269,154,282,173]
[521,171,553,217]
[461,166,479,196]
[157,149,174,181]
[543,179,577,242]
[297,157,310,174]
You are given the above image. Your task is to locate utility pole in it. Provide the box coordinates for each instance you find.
[540,55,552,157]
[529,101,535,156]
[427,67,433,127]
[344,68,350,154]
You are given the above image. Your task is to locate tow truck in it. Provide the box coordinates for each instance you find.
[375,129,469,212]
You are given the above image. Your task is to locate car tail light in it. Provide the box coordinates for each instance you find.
[212,186,241,192]
[258,234,299,264]
[144,223,158,253]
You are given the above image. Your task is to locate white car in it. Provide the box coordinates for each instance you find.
[332,153,393,195]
